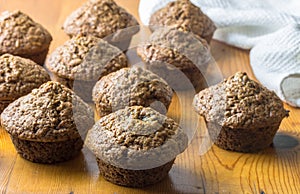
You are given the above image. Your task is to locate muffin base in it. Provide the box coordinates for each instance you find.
[21,48,49,66]
[10,135,83,164]
[203,33,214,44]
[207,122,281,152]
[0,100,12,114]
[96,158,175,187]
[52,74,96,102]
[108,38,131,52]
[103,25,140,51]
[146,64,207,92]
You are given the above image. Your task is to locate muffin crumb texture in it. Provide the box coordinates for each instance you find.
[97,106,177,151]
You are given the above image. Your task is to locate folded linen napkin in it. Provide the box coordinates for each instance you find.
[139,0,300,107]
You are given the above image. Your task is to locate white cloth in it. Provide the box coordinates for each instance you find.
[250,24,300,107]
[139,0,300,107]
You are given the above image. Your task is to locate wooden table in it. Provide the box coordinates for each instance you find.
[0,1,299,193]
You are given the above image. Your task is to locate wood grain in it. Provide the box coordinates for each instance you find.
[0,0,300,193]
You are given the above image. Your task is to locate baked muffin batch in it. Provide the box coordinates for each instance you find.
[0,0,290,188]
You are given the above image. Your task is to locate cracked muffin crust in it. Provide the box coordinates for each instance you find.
[149,0,216,43]
[137,26,211,92]
[1,81,94,163]
[0,54,50,113]
[0,11,52,65]
[193,72,289,152]
[92,67,173,117]
[62,0,139,50]
[85,106,188,187]
[46,35,128,101]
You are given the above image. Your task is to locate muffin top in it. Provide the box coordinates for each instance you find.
[0,10,52,55]
[46,35,128,81]
[0,54,50,101]
[149,0,216,43]
[1,81,94,142]
[85,106,188,170]
[62,0,139,42]
[137,26,210,71]
[193,72,289,128]
[92,67,173,116]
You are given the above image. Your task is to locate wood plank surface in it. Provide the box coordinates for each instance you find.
[0,0,299,193]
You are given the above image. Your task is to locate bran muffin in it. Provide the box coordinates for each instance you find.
[149,0,216,43]
[85,106,188,187]
[62,0,139,51]
[46,35,128,101]
[0,54,50,113]
[0,11,52,65]
[92,67,173,117]
[137,26,211,92]
[1,81,94,163]
[193,72,289,152]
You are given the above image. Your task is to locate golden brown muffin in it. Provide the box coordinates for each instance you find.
[0,11,52,65]
[1,81,94,163]
[92,67,173,117]
[137,26,211,92]
[46,35,128,101]
[62,0,139,50]
[0,54,50,113]
[85,106,188,187]
[149,0,216,43]
[193,72,289,152]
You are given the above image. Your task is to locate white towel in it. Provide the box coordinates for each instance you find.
[250,24,300,107]
[138,0,300,107]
